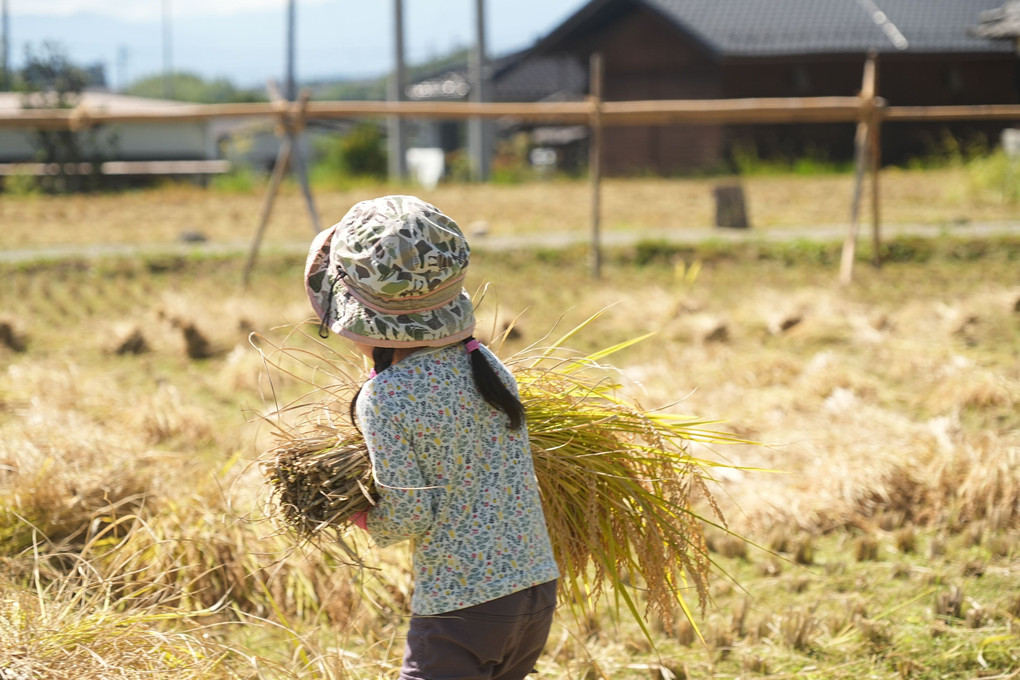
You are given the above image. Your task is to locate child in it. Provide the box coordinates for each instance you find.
[305,195,560,680]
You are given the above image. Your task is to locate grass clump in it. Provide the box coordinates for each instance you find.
[0,568,246,679]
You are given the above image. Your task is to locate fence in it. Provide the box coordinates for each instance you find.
[1,53,1017,283]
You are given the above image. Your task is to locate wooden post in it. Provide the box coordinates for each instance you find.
[588,53,604,280]
[288,90,321,234]
[840,52,877,285]
[243,82,320,287]
[243,135,292,287]
[869,100,883,268]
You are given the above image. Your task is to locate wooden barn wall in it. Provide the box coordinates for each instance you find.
[598,7,725,175]
[721,54,1018,164]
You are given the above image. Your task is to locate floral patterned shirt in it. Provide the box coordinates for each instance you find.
[357,343,560,616]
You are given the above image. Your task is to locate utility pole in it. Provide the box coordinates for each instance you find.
[285,0,296,101]
[162,0,174,98]
[468,0,491,181]
[1,0,10,91]
[388,0,407,181]
[116,45,129,93]
[283,0,319,234]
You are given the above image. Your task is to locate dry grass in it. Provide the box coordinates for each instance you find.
[1,167,1016,251]
[0,179,1017,678]
[0,574,246,680]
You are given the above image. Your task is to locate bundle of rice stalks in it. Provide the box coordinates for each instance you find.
[261,425,377,540]
[509,352,738,635]
[254,316,754,637]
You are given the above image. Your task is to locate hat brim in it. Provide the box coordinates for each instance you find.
[305,226,476,348]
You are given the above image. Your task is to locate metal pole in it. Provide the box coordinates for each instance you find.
[162,0,174,98]
[116,45,129,93]
[285,0,296,102]
[1,0,9,91]
[387,0,407,181]
[468,0,491,181]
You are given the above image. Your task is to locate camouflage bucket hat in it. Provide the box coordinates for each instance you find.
[304,195,475,348]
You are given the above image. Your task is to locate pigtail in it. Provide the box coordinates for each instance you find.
[372,347,395,373]
[348,341,524,432]
[464,337,525,430]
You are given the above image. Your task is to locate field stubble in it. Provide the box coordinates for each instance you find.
[2,167,1018,252]
[0,180,1018,678]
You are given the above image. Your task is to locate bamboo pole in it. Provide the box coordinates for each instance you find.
[6,99,1020,130]
[243,84,318,287]
[882,104,1020,121]
[588,53,604,280]
[870,101,883,268]
[840,53,878,286]
[599,96,864,124]
[277,85,321,236]
[243,135,292,288]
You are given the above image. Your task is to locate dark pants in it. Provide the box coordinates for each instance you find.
[398,580,558,680]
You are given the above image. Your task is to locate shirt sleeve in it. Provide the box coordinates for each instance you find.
[357,381,436,548]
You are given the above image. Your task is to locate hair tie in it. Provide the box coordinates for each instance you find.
[464,339,481,354]
[369,368,378,378]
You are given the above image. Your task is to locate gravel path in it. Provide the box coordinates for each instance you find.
[1,220,1018,264]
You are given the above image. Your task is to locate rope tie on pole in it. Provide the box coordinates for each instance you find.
[68,104,92,132]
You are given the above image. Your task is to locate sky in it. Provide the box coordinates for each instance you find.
[6,0,590,90]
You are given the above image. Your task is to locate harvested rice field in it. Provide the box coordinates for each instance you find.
[1,174,1018,679]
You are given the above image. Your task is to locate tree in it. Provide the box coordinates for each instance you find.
[17,42,112,193]
[125,72,266,103]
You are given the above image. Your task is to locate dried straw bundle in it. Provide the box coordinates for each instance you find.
[261,426,377,539]
[505,337,743,636]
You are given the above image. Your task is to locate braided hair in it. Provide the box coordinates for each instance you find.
[348,337,524,431]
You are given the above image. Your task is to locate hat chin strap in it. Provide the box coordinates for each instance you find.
[318,275,346,339]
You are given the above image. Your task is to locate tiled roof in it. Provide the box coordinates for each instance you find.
[406,51,585,102]
[492,53,586,101]
[408,0,1015,102]
[641,0,1014,55]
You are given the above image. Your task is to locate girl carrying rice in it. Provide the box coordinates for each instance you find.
[305,195,560,680]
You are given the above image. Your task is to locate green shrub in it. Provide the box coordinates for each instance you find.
[881,237,935,263]
[209,165,256,193]
[965,149,1020,204]
[314,121,387,181]
[634,240,688,266]
[1,168,40,196]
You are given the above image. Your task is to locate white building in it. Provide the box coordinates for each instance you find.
[0,90,223,163]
